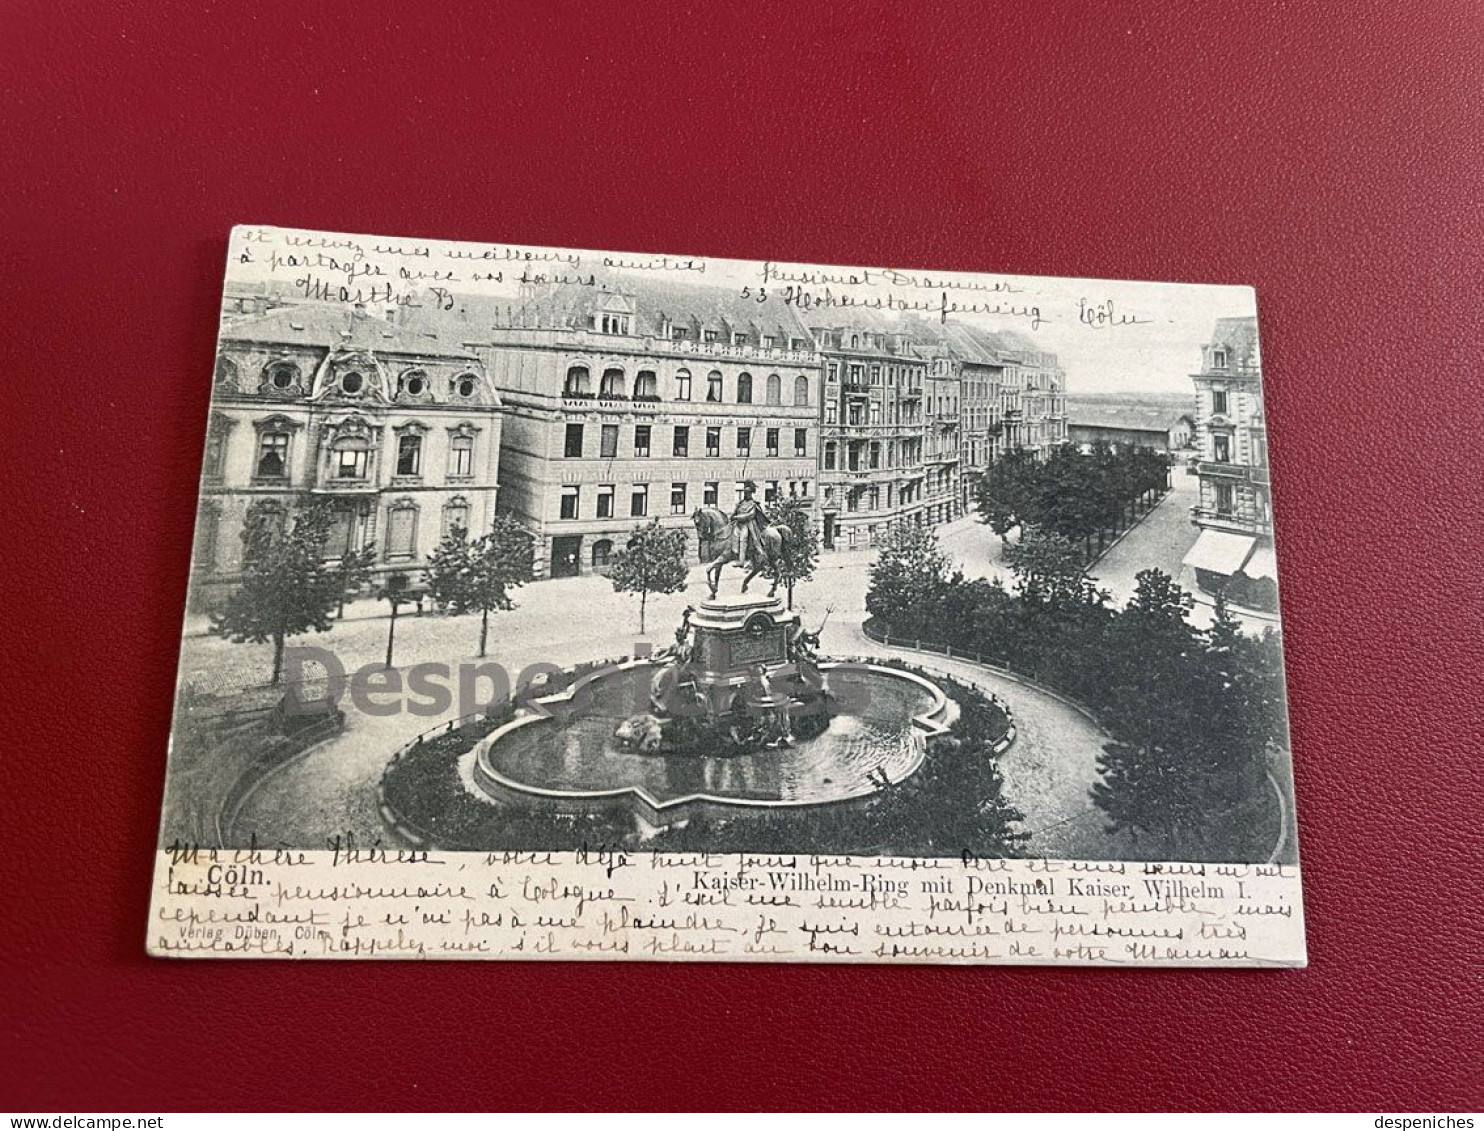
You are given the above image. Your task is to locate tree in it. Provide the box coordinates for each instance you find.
[1004,526,1106,611]
[975,447,1040,542]
[210,500,374,686]
[763,495,820,609]
[378,571,413,669]
[607,519,689,634]
[426,516,535,657]
[866,522,951,639]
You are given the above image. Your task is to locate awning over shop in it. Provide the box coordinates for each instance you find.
[1240,543,1278,582]
[1182,529,1256,576]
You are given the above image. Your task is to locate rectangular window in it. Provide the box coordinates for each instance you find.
[706,427,721,457]
[1212,389,1229,415]
[596,485,614,519]
[255,433,289,478]
[631,484,648,517]
[564,423,583,458]
[826,361,839,381]
[825,402,837,424]
[672,425,689,458]
[600,424,619,459]
[1213,434,1231,462]
[1212,349,1228,370]
[670,482,687,515]
[870,364,881,385]
[634,425,651,457]
[703,481,718,506]
[1215,482,1234,515]
[824,442,836,470]
[560,486,580,520]
[869,442,881,469]
[766,428,779,457]
[794,428,807,457]
[449,435,474,477]
[849,364,863,383]
[396,434,422,477]
[336,448,368,480]
[736,428,751,456]
[388,507,417,558]
[800,480,810,496]
[765,481,779,502]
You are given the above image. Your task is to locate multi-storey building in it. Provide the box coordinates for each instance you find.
[904,319,1006,516]
[807,311,929,551]
[988,329,1067,457]
[923,363,962,526]
[1183,315,1276,605]
[196,304,503,603]
[465,277,819,578]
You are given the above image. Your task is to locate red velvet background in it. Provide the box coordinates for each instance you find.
[4,0,1481,1112]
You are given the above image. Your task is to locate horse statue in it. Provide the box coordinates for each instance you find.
[691,488,788,599]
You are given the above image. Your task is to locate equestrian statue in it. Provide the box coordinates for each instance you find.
[691,481,789,599]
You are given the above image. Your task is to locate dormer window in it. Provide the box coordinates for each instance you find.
[340,370,365,395]
[598,313,630,335]
[399,370,429,397]
[703,330,719,344]
[264,361,300,391]
[1212,348,1228,370]
[455,374,478,398]
[214,356,239,388]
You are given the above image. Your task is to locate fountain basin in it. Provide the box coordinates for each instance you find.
[472,660,951,827]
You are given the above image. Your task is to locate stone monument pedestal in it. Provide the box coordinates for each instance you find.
[687,593,799,689]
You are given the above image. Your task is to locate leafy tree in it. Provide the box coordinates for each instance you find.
[378,570,414,669]
[426,516,535,657]
[210,500,374,686]
[607,518,689,634]
[866,522,950,639]
[1004,526,1106,611]
[763,495,820,609]
[975,447,1040,541]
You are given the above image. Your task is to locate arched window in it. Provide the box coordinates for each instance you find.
[564,366,591,396]
[600,367,625,398]
[675,369,692,401]
[263,361,300,391]
[764,374,781,405]
[706,371,723,402]
[793,375,810,406]
[592,539,613,569]
[736,373,753,404]
[634,371,657,400]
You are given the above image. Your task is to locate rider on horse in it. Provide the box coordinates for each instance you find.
[730,481,772,573]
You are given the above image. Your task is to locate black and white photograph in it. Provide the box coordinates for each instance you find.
[151,226,1303,965]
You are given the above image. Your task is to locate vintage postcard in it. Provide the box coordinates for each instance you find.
[150,225,1304,964]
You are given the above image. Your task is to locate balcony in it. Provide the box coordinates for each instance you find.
[1196,460,1253,481]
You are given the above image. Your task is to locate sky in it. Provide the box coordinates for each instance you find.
[227,225,1258,397]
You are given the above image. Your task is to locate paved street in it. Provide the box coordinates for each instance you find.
[208,474,1257,859]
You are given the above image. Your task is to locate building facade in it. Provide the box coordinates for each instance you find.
[467,278,819,578]
[1067,403,1196,453]
[991,329,1068,458]
[197,305,503,603]
[1183,315,1277,607]
[808,313,929,551]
